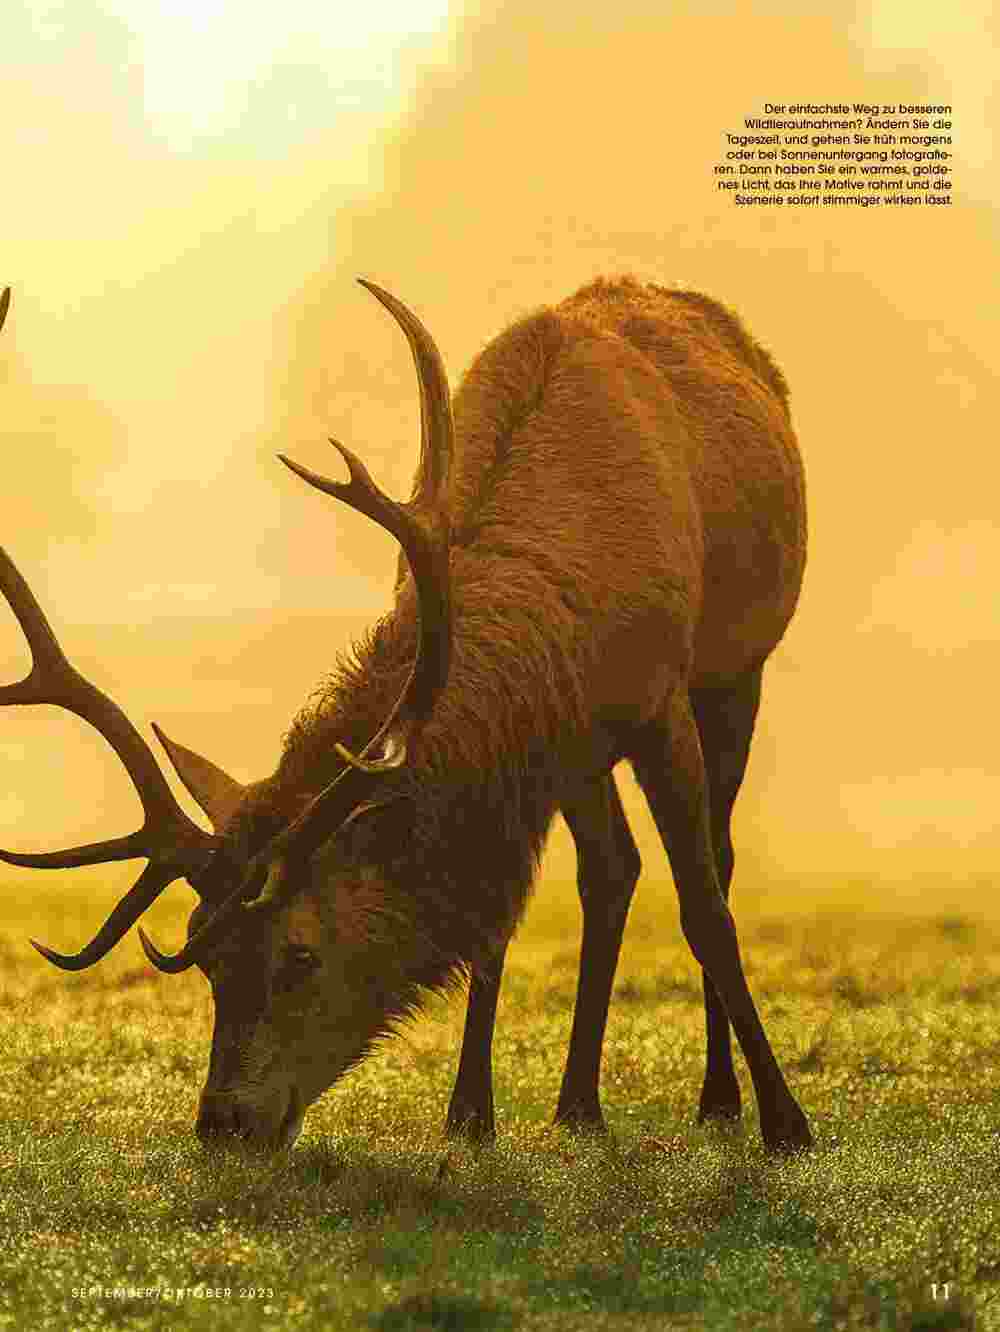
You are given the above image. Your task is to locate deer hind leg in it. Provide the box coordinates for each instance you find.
[630,686,812,1153]
[445,942,508,1143]
[689,667,763,1125]
[554,773,640,1131]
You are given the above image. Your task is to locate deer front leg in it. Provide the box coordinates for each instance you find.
[631,688,812,1154]
[445,944,507,1143]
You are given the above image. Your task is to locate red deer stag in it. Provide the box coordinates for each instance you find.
[0,277,810,1153]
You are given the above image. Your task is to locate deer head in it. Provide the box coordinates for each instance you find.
[1,282,455,1150]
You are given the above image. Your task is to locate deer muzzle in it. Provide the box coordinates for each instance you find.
[196,1085,302,1152]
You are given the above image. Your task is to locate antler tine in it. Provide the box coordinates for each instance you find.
[0,287,9,334]
[0,829,148,870]
[278,438,451,721]
[30,861,178,971]
[0,548,207,852]
[278,441,413,550]
[0,547,216,967]
[356,279,454,521]
[0,547,68,697]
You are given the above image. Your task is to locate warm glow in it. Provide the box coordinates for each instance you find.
[15,0,454,152]
[2,0,997,885]
[99,0,454,152]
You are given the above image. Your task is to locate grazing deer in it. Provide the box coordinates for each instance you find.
[0,276,810,1153]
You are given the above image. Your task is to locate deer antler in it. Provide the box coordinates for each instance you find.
[278,439,451,729]
[140,281,455,972]
[277,281,453,733]
[357,280,453,524]
[0,548,218,969]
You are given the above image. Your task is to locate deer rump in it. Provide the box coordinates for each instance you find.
[0,276,811,1154]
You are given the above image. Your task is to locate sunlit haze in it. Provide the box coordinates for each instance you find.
[1,0,997,909]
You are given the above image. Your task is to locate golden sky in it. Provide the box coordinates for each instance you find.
[1,0,997,903]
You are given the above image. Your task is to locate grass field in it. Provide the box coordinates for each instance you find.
[1,871,998,1331]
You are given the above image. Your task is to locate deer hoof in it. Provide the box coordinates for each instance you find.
[444,1107,496,1146]
[552,1103,608,1135]
[761,1103,813,1154]
[697,1080,742,1125]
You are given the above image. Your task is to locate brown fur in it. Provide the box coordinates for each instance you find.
[0,275,808,1151]
[272,274,805,984]
[178,274,811,1153]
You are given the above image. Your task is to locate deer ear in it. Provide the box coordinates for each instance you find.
[151,722,247,832]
